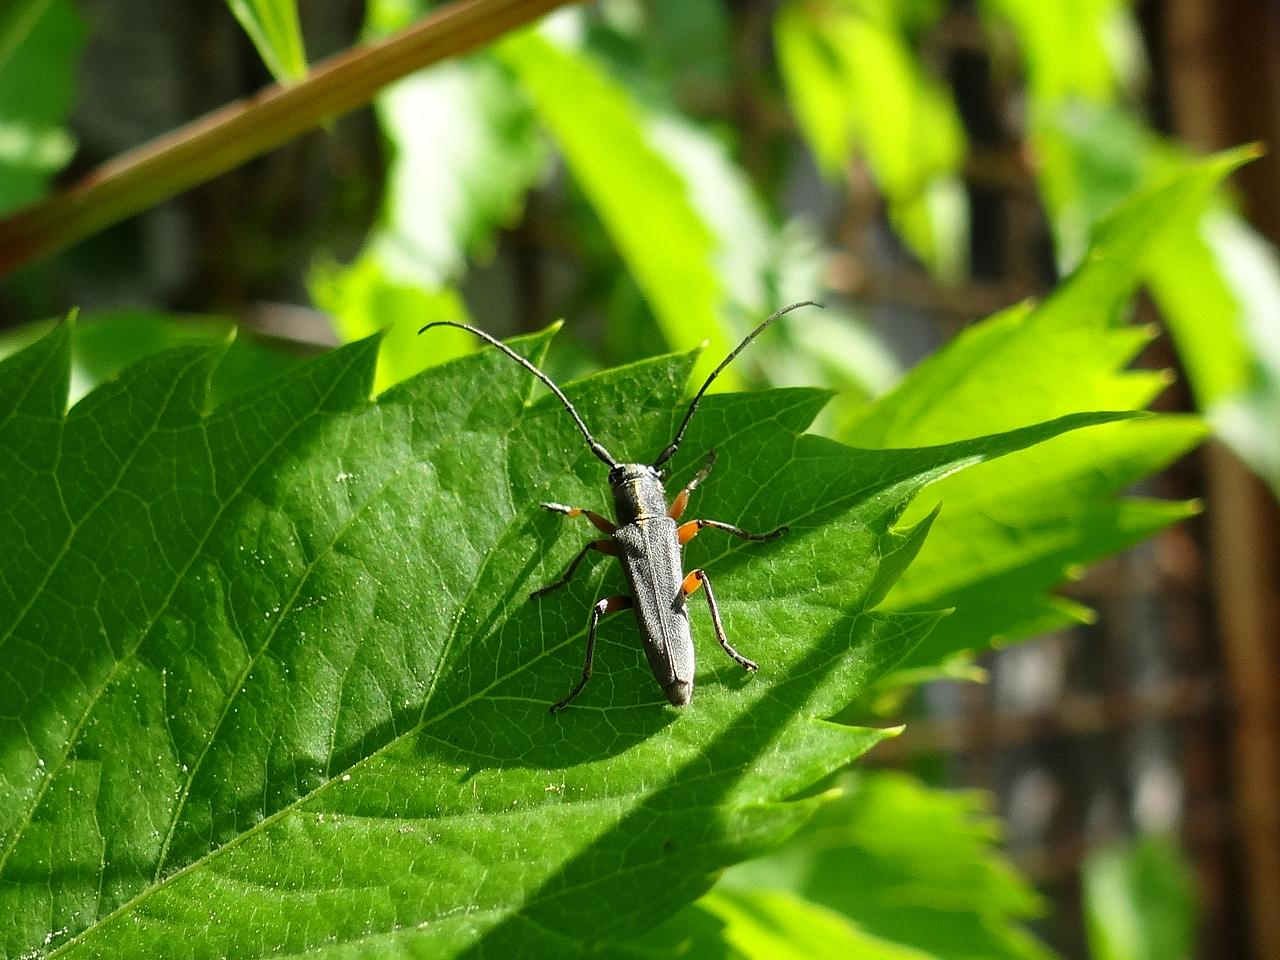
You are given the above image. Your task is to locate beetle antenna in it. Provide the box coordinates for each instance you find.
[651,301,822,469]
[419,320,619,468]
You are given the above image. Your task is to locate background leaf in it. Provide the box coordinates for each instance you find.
[225,0,308,83]
[774,0,968,279]
[496,29,736,383]
[983,0,1280,493]
[1082,836,1196,960]
[677,887,941,959]
[0,0,82,217]
[0,0,49,70]
[315,1,547,391]
[0,318,1124,957]
[844,154,1235,675]
[647,771,1053,960]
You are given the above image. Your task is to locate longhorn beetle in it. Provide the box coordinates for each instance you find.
[419,301,819,712]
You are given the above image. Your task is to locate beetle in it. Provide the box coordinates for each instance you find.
[419,301,818,712]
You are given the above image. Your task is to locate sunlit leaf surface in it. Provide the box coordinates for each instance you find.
[0,320,1121,957]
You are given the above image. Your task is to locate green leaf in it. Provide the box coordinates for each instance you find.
[1153,208,1280,491]
[0,310,313,408]
[1032,102,1280,492]
[0,0,82,217]
[985,2,1280,492]
[317,6,546,389]
[226,0,308,83]
[845,154,1240,672]
[0,317,1126,956]
[774,0,968,279]
[650,772,1053,960]
[1083,836,1196,960]
[673,887,940,960]
[497,30,736,383]
[310,252,477,394]
[978,0,1142,105]
[0,0,49,70]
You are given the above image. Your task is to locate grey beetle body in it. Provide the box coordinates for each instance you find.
[609,465,695,706]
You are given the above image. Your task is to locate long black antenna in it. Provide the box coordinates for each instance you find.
[651,301,822,469]
[419,320,618,468]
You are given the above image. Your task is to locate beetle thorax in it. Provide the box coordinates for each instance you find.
[608,462,668,524]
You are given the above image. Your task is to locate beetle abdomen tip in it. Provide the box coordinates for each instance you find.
[664,681,693,706]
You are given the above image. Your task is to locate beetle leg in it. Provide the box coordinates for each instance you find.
[678,517,788,545]
[531,539,618,599]
[667,448,717,519]
[681,569,758,672]
[551,595,633,713]
[540,502,616,534]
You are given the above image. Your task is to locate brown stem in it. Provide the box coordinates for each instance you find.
[0,0,577,277]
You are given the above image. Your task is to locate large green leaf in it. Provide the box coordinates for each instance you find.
[0,317,1123,957]
[225,0,308,83]
[844,154,1239,673]
[0,0,82,217]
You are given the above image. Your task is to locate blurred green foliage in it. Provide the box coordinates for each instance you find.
[226,0,308,83]
[1083,836,1197,960]
[775,0,968,280]
[0,0,81,217]
[659,770,1056,960]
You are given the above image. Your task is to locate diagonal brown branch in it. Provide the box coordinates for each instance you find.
[0,0,577,278]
